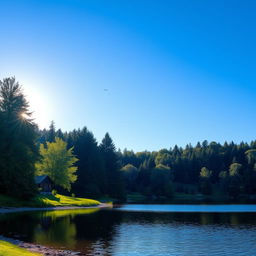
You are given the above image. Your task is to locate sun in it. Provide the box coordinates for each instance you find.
[20,112,30,119]
[23,86,53,129]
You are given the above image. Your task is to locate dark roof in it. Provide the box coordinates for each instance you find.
[35,175,49,184]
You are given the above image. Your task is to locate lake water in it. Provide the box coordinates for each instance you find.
[1,204,256,255]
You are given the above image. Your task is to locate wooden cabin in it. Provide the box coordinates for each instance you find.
[35,175,54,193]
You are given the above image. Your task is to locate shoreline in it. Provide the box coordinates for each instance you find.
[0,203,112,214]
[0,204,112,255]
[0,235,84,256]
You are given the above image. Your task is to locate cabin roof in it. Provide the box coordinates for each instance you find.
[35,175,49,184]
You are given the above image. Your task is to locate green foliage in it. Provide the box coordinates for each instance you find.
[68,127,106,198]
[155,149,172,166]
[121,164,139,191]
[150,164,173,198]
[228,163,242,198]
[0,77,38,198]
[36,138,78,191]
[229,163,242,176]
[245,149,256,165]
[200,167,212,179]
[52,189,57,196]
[199,167,212,195]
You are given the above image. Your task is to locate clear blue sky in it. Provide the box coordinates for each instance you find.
[0,0,255,151]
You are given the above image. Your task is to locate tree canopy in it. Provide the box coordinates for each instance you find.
[36,137,78,191]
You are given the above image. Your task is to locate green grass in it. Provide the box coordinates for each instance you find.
[0,241,41,256]
[0,193,100,208]
[34,194,100,207]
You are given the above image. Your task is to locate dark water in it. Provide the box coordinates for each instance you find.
[1,205,256,255]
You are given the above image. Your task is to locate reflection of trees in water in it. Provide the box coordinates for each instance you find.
[0,212,38,240]
[0,209,122,254]
[34,216,77,248]
[1,209,256,254]
[116,211,256,227]
[74,209,123,254]
[32,209,101,249]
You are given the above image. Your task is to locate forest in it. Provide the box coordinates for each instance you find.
[1,77,256,202]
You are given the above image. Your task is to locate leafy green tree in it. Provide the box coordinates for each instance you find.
[228,163,242,198]
[155,149,172,166]
[245,149,256,165]
[199,167,212,195]
[121,164,139,192]
[229,163,242,177]
[200,167,212,179]
[219,170,229,192]
[0,77,38,198]
[150,164,173,198]
[36,137,78,191]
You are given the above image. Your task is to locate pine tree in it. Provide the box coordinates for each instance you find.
[70,127,106,197]
[0,77,38,198]
[47,121,56,142]
[100,133,125,199]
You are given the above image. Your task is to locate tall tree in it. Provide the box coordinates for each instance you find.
[47,121,56,142]
[0,77,38,198]
[100,133,125,199]
[70,127,106,197]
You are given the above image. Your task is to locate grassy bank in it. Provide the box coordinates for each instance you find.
[0,240,41,256]
[0,193,100,208]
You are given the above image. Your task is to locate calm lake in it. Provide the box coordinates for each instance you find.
[1,204,256,256]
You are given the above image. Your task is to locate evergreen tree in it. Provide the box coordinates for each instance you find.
[47,121,56,142]
[70,127,106,197]
[0,77,38,198]
[100,133,125,199]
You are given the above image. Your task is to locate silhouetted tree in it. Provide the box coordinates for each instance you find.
[100,133,125,200]
[0,77,38,198]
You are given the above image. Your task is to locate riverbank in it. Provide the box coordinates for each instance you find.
[0,203,111,214]
[0,193,102,208]
[0,235,84,256]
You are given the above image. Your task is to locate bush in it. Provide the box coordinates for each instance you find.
[52,189,57,196]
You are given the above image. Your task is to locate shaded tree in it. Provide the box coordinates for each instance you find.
[199,167,212,195]
[121,164,138,192]
[100,133,125,200]
[0,77,38,198]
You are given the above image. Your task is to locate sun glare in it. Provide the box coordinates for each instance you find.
[23,84,53,129]
[20,112,29,119]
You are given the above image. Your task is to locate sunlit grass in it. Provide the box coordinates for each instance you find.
[35,194,100,207]
[0,194,100,208]
[0,241,41,256]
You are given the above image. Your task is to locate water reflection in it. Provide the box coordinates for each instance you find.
[0,206,256,255]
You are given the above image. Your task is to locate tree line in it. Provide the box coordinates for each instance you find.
[1,77,256,201]
[118,142,256,199]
